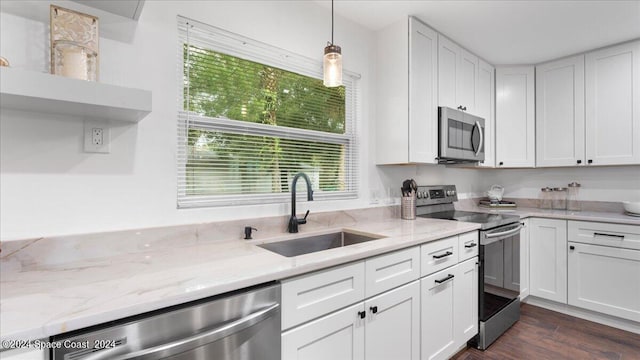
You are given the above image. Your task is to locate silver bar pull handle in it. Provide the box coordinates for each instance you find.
[92,303,280,360]
[594,232,625,240]
[485,224,523,239]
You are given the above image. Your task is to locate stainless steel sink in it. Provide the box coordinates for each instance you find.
[257,231,385,257]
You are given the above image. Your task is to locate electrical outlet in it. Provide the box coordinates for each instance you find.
[92,128,103,146]
[84,120,110,153]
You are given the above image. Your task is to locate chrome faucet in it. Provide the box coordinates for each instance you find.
[288,172,314,233]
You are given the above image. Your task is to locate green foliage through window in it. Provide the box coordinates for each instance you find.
[182,44,351,199]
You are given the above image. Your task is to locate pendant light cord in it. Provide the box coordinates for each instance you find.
[331,0,334,45]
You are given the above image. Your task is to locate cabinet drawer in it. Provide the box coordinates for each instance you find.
[421,236,459,276]
[458,231,479,262]
[569,221,640,250]
[282,261,365,330]
[365,246,420,298]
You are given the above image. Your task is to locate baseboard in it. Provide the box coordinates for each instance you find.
[525,296,640,334]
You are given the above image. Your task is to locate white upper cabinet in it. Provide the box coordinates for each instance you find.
[376,17,438,164]
[438,35,478,113]
[585,40,640,165]
[495,66,536,167]
[476,60,496,167]
[536,55,586,167]
[409,18,439,164]
[458,49,479,113]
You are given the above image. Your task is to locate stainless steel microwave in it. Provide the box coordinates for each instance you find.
[438,106,485,163]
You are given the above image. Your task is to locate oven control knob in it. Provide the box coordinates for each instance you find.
[416,192,422,199]
[422,191,429,199]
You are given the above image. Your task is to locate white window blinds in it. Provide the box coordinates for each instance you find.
[177,16,359,208]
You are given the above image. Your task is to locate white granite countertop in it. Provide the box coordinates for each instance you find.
[0,217,480,342]
[2,204,637,343]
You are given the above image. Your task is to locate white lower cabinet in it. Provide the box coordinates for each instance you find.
[282,302,365,360]
[282,281,420,360]
[529,218,568,303]
[568,242,640,322]
[453,258,479,346]
[421,268,456,360]
[365,281,421,360]
[282,233,480,360]
[421,258,478,360]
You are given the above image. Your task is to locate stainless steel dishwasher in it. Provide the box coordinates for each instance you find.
[51,282,280,360]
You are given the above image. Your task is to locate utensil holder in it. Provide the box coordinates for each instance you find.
[401,195,416,220]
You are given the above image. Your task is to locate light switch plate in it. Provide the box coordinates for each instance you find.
[84,119,110,153]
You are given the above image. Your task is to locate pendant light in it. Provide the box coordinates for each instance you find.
[323,0,342,87]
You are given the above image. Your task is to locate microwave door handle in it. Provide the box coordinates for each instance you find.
[474,120,483,156]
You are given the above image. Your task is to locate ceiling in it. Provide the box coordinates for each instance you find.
[317,0,640,64]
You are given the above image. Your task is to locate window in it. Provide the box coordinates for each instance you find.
[177,17,359,208]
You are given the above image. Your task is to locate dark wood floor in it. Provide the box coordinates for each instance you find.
[453,304,640,360]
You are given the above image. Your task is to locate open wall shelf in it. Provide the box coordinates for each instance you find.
[0,67,152,122]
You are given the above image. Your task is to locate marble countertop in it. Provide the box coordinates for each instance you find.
[0,217,480,342]
[2,204,637,343]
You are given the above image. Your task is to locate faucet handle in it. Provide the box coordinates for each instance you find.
[298,210,310,225]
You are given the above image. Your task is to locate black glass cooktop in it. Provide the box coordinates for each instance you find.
[418,210,520,230]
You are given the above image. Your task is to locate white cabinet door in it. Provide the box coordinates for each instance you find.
[520,219,530,299]
[496,66,535,168]
[454,258,479,347]
[438,35,479,113]
[529,218,568,303]
[585,40,640,165]
[476,59,495,167]
[421,267,457,360]
[568,242,640,322]
[536,55,586,167]
[282,303,365,360]
[409,17,438,164]
[365,281,420,360]
[458,49,478,113]
[438,34,459,110]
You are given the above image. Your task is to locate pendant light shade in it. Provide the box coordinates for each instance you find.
[323,44,342,87]
[323,0,342,87]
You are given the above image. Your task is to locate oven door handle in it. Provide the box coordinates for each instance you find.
[473,120,483,156]
[88,303,280,360]
[484,224,523,241]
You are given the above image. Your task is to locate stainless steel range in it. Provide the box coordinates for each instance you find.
[416,185,523,350]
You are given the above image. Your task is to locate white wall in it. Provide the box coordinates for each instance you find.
[480,166,640,202]
[2,1,639,241]
[0,1,377,240]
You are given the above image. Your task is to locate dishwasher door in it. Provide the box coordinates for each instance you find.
[51,282,280,360]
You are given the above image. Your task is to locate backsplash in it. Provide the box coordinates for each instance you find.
[0,206,399,273]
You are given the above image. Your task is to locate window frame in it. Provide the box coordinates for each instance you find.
[177,16,360,208]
